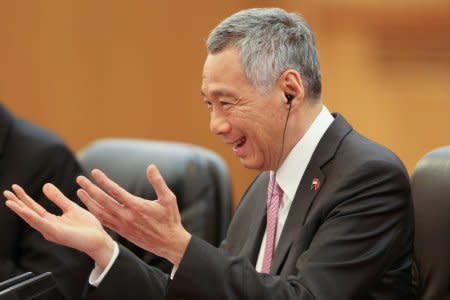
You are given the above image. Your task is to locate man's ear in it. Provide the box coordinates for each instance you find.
[278,69,305,105]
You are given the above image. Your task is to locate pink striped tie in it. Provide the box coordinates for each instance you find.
[261,176,283,273]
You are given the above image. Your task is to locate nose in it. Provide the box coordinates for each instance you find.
[209,111,231,136]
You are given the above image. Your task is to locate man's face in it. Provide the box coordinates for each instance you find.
[201,48,286,171]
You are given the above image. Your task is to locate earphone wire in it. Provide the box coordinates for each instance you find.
[271,102,292,200]
[265,101,291,276]
[244,102,292,300]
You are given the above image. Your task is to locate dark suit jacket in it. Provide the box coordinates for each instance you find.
[0,104,94,300]
[90,113,414,300]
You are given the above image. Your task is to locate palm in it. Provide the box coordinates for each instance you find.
[43,205,107,254]
[4,183,109,256]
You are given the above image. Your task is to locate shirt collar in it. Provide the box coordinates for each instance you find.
[273,105,334,201]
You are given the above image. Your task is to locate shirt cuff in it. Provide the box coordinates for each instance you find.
[170,265,178,280]
[88,241,120,287]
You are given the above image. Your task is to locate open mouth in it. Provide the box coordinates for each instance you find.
[233,137,246,151]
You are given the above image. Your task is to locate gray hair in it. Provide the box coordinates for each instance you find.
[207,7,321,99]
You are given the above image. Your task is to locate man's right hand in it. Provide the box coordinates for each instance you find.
[3,183,116,269]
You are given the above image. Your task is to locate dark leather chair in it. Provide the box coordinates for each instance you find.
[411,146,450,300]
[77,138,232,272]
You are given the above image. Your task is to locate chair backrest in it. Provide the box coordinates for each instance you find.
[77,138,232,272]
[411,146,450,300]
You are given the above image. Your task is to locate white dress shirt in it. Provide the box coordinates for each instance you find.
[255,106,333,272]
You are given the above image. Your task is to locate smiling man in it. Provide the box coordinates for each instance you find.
[201,46,321,171]
[4,7,414,300]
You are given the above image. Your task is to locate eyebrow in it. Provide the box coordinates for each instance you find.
[200,89,235,99]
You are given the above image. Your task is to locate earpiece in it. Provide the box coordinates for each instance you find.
[285,93,294,104]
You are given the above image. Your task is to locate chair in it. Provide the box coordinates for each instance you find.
[411,146,450,300]
[77,138,232,272]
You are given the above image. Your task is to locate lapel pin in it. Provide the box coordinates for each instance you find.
[311,177,320,192]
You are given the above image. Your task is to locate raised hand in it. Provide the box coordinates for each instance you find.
[3,184,116,269]
[76,164,191,266]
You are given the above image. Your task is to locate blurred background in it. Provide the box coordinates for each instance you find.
[1,0,449,208]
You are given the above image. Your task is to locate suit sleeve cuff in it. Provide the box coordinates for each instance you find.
[88,241,120,287]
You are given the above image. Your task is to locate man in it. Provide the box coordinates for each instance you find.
[0,103,93,299]
[4,8,414,299]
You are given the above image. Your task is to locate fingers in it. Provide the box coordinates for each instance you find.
[146,164,176,206]
[84,170,139,208]
[5,200,43,228]
[4,184,47,217]
[76,175,124,211]
[91,170,129,204]
[3,188,53,234]
[76,188,107,218]
[42,183,75,213]
[4,190,25,210]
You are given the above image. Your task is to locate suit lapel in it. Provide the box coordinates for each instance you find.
[239,172,270,266]
[271,113,352,274]
[271,165,325,274]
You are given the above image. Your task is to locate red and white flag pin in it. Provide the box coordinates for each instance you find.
[311,177,321,191]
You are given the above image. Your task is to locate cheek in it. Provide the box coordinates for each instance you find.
[248,119,280,153]
[241,105,278,128]
[235,105,283,144]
